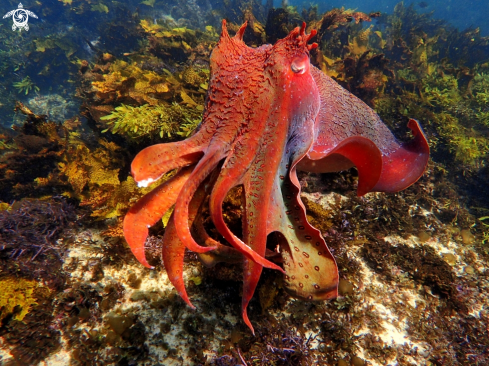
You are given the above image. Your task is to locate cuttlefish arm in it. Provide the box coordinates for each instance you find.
[123,166,195,268]
[298,67,429,195]
[162,172,218,308]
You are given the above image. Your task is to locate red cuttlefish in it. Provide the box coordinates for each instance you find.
[123,20,429,333]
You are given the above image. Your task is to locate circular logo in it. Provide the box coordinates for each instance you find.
[12,9,28,28]
[3,3,38,32]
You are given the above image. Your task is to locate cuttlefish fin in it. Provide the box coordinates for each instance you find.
[299,67,429,195]
[372,118,429,192]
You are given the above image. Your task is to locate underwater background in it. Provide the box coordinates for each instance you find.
[0,0,488,365]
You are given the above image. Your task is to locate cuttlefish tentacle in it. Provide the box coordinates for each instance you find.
[209,182,283,270]
[195,202,279,266]
[241,259,261,335]
[194,215,244,267]
[271,117,338,303]
[192,183,242,261]
[193,171,244,267]
[240,184,265,335]
[123,166,194,268]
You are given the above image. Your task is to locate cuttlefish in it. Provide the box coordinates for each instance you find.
[123,20,429,333]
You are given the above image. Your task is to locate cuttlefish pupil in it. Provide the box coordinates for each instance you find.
[123,19,429,334]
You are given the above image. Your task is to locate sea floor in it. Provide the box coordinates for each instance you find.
[1,184,486,366]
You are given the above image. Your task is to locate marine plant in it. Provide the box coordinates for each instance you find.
[471,72,489,127]
[306,9,389,106]
[86,56,207,143]
[377,2,446,48]
[0,199,75,258]
[389,69,489,168]
[140,19,218,62]
[58,139,122,196]
[100,103,176,138]
[80,175,146,220]
[451,135,487,167]
[0,283,60,365]
[91,59,170,106]
[13,76,39,95]
[100,102,200,139]
[0,197,75,292]
[0,103,68,202]
[421,73,461,109]
[57,138,134,219]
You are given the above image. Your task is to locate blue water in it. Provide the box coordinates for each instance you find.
[287,0,489,35]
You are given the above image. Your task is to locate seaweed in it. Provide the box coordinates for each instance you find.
[340,52,392,106]
[142,20,218,63]
[90,59,171,106]
[53,282,148,365]
[0,285,61,365]
[362,241,467,312]
[57,137,150,220]
[0,198,75,286]
[265,8,292,44]
[0,103,68,202]
[100,102,200,139]
[0,277,38,322]
[97,7,142,57]
[81,54,207,145]
[12,76,39,95]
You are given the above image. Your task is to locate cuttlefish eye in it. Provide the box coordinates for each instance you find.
[291,55,309,74]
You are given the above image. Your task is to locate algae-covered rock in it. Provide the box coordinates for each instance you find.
[0,277,38,321]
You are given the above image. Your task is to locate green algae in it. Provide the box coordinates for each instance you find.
[472,73,489,127]
[13,76,39,95]
[376,67,489,168]
[100,102,201,139]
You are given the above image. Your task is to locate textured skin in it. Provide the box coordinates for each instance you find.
[123,20,429,333]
